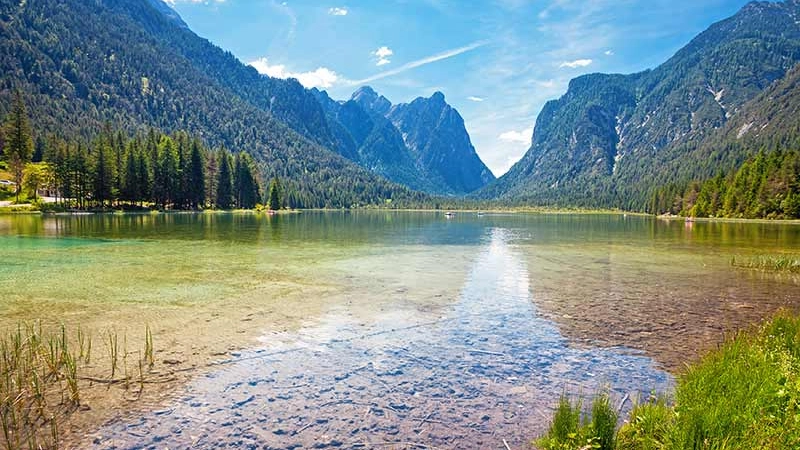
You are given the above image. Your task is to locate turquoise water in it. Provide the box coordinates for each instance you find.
[1,212,799,447]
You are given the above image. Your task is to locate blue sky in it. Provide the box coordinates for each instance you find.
[166,0,755,176]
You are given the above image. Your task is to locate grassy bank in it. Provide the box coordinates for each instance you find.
[537,313,800,449]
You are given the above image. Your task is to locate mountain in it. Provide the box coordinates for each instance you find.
[388,92,496,194]
[646,61,800,217]
[144,0,188,29]
[648,61,800,193]
[313,86,495,195]
[0,0,425,207]
[482,0,800,210]
[313,87,443,193]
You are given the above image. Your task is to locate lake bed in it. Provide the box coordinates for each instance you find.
[1,212,798,448]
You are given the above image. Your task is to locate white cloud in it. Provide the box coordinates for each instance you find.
[535,79,558,89]
[499,127,533,144]
[328,7,348,16]
[559,58,593,68]
[249,57,341,89]
[604,49,614,56]
[373,46,393,66]
[467,96,484,102]
[354,40,489,85]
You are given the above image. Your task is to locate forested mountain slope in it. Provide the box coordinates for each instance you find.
[481,0,800,210]
[0,0,425,207]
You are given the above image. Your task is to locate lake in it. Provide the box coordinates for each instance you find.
[1,212,798,448]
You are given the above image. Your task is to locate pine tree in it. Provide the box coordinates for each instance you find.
[175,132,189,209]
[153,136,179,208]
[113,130,125,201]
[72,144,90,209]
[205,149,218,208]
[52,141,70,205]
[136,146,151,206]
[32,135,46,163]
[215,149,233,209]
[92,141,115,207]
[233,153,243,208]
[3,91,34,203]
[234,152,260,209]
[268,177,283,211]
[121,142,139,204]
[187,140,205,209]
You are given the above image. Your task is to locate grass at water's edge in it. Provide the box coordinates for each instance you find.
[0,323,157,449]
[536,312,800,450]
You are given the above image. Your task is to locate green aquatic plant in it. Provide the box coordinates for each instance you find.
[108,330,118,380]
[731,254,800,273]
[144,325,154,368]
[0,323,158,449]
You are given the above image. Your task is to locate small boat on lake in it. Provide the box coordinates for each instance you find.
[444,211,456,218]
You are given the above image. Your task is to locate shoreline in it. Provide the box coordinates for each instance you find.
[3,207,800,225]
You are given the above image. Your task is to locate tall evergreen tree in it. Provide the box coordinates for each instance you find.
[113,130,125,201]
[121,142,139,204]
[233,152,260,209]
[268,177,283,211]
[72,144,90,209]
[32,135,46,163]
[215,149,233,209]
[3,91,34,203]
[153,136,179,208]
[205,149,218,208]
[136,145,151,206]
[187,140,205,209]
[175,132,190,209]
[233,153,243,208]
[52,141,70,205]
[92,141,115,207]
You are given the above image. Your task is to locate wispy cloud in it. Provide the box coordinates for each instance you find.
[535,79,559,89]
[559,58,593,68]
[499,128,533,144]
[353,40,489,85]
[328,7,348,16]
[271,0,297,43]
[605,49,615,56]
[373,46,393,66]
[467,96,484,102]
[249,57,342,89]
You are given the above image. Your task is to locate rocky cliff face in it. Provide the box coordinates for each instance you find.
[314,87,495,195]
[388,92,495,194]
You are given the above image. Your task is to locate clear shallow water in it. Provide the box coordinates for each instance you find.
[1,212,799,448]
[89,228,671,449]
